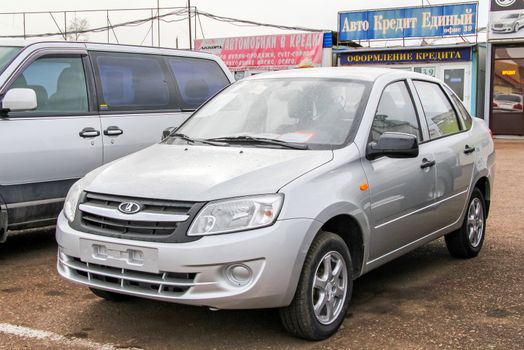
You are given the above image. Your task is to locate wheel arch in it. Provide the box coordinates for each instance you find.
[474,176,491,217]
[0,187,8,243]
[320,214,365,279]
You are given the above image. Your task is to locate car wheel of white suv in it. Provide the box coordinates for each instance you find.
[445,188,486,259]
[279,231,353,340]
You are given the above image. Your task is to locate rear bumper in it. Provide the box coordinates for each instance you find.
[56,212,322,309]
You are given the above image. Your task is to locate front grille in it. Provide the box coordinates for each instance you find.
[59,254,197,297]
[82,212,179,236]
[74,192,204,243]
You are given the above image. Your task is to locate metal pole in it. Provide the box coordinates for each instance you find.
[194,6,197,41]
[107,10,109,43]
[23,13,26,39]
[188,0,192,50]
[151,8,154,46]
[157,0,160,46]
[64,11,67,40]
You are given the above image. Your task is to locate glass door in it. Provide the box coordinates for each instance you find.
[491,45,524,135]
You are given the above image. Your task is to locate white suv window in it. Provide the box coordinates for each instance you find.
[10,56,88,114]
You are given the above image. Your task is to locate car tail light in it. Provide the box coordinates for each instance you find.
[489,128,493,139]
[513,103,522,110]
[492,101,498,107]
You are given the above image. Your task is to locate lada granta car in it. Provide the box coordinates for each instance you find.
[56,67,495,340]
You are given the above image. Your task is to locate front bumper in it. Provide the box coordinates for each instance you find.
[492,25,513,33]
[56,212,321,309]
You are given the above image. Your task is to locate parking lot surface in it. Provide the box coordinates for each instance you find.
[0,140,522,350]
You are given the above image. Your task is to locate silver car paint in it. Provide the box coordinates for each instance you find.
[80,143,334,201]
[56,68,495,309]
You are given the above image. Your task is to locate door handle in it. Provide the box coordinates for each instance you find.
[420,158,436,169]
[79,127,100,138]
[103,126,123,136]
[464,145,476,155]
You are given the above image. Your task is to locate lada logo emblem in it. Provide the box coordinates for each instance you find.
[118,201,142,214]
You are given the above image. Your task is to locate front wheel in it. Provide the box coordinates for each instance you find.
[445,188,486,258]
[279,231,353,340]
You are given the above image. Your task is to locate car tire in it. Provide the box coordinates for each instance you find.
[279,231,353,340]
[89,287,132,302]
[445,188,486,259]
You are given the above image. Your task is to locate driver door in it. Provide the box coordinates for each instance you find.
[0,51,102,228]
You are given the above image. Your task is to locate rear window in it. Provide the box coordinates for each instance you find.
[92,52,173,111]
[167,57,229,110]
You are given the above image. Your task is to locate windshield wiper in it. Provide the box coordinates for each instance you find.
[169,133,229,146]
[205,136,309,150]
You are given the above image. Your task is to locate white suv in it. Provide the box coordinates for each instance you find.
[0,40,233,242]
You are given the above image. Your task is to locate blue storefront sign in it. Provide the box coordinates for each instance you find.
[339,47,472,65]
[338,3,477,41]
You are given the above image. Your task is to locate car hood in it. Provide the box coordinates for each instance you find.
[83,144,334,201]
[495,18,516,25]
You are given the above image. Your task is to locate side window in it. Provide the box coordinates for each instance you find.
[445,86,473,130]
[93,52,172,111]
[370,81,421,143]
[414,81,461,139]
[166,57,230,109]
[10,56,88,114]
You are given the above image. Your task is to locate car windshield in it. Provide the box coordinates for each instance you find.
[0,46,22,72]
[173,78,371,149]
[495,94,521,102]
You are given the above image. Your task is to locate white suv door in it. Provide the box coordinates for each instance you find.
[0,51,102,228]
[90,51,230,163]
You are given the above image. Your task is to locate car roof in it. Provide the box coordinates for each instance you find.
[245,67,435,82]
[0,39,220,60]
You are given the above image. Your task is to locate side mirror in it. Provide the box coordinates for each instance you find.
[2,88,37,113]
[162,126,177,140]
[366,132,419,160]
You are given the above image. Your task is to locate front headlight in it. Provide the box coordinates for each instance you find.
[63,179,84,222]
[188,194,284,236]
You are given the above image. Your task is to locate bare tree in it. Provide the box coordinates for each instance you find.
[66,17,89,41]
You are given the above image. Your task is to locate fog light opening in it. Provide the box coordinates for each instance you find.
[225,264,252,287]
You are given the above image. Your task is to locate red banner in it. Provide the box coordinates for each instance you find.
[194,32,324,71]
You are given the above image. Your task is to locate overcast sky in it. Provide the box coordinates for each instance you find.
[0,0,490,48]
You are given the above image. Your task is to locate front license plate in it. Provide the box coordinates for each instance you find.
[79,239,159,273]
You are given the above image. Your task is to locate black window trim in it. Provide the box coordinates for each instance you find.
[411,79,468,143]
[0,49,97,119]
[367,78,425,147]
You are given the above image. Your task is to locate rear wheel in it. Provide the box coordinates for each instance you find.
[89,288,131,302]
[279,231,353,340]
[445,188,486,259]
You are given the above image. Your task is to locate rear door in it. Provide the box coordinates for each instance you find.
[411,80,476,228]
[362,80,438,262]
[90,51,230,163]
[0,50,102,228]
